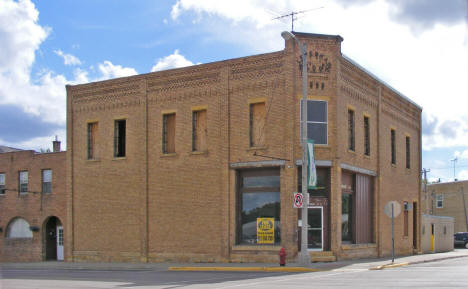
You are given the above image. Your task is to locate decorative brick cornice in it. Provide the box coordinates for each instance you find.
[147,72,220,93]
[73,99,143,114]
[71,83,141,102]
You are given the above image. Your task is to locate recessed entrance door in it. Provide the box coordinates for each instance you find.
[308,207,323,251]
[56,226,64,261]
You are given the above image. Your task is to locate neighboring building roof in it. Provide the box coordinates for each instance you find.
[427,180,468,187]
[0,145,23,153]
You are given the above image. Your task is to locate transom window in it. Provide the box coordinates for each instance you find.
[301,100,328,145]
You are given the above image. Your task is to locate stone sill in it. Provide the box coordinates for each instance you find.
[341,243,377,251]
[232,245,282,252]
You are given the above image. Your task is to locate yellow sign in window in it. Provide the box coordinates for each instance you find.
[257,218,274,244]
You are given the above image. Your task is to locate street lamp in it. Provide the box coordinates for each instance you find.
[281,31,311,265]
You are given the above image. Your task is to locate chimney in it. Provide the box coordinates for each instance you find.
[52,136,61,152]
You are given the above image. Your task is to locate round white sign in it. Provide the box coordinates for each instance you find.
[384,201,401,218]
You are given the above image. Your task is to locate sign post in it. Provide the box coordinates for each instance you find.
[384,201,401,264]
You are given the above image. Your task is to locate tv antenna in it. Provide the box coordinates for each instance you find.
[272,7,324,32]
[451,157,458,180]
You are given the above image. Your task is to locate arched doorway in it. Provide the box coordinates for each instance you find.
[43,216,63,261]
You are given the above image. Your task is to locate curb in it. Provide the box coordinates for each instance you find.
[369,254,468,270]
[168,266,322,273]
[369,262,409,270]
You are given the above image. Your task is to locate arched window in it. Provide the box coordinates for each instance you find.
[6,218,33,238]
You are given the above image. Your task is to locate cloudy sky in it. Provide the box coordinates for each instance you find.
[1,0,467,182]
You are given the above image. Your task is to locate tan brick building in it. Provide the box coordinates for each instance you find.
[66,31,422,263]
[425,180,468,233]
[0,142,66,262]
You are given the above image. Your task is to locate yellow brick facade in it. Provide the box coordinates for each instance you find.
[66,32,422,263]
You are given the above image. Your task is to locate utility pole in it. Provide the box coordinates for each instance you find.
[461,187,468,232]
[422,168,430,214]
[281,31,311,266]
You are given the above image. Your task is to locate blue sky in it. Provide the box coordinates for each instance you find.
[1,0,468,182]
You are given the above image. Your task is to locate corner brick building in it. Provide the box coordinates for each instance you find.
[66,32,422,263]
[0,143,66,262]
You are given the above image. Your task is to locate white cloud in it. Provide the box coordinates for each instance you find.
[0,128,66,152]
[151,50,195,72]
[458,170,468,181]
[54,50,82,66]
[455,150,468,160]
[97,61,137,80]
[0,0,138,150]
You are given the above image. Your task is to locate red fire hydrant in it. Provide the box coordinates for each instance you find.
[279,247,286,266]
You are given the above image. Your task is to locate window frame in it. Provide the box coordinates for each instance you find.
[18,171,28,194]
[249,102,266,148]
[406,136,411,169]
[192,109,207,152]
[42,169,52,194]
[348,109,355,151]
[391,129,396,165]
[436,194,443,208]
[87,122,98,160]
[364,116,370,156]
[300,100,328,145]
[162,113,176,154]
[114,119,126,158]
[236,168,281,245]
[0,173,5,195]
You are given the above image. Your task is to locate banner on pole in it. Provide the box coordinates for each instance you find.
[307,139,317,189]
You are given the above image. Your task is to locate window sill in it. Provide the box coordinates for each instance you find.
[161,153,177,158]
[364,154,371,159]
[347,149,356,154]
[232,245,282,252]
[248,146,268,151]
[190,151,208,155]
[341,243,377,250]
[18,193,28,196]
[112,157,127,161]
[391,163,397,168]
[86,158,101,162]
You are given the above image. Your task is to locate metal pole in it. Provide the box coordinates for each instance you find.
[391,203,395,264]
[300,41,310,266]
[461,187,468,232]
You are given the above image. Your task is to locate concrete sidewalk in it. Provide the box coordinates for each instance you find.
[2,249,468,272]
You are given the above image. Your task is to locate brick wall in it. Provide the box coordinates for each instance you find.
[0,150,66,262]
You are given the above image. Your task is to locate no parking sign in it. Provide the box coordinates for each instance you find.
[293,192,304,208]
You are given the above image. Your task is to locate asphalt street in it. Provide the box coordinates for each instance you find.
[1,257,468,288]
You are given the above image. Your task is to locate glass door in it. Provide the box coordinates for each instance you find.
[308,207,323,251]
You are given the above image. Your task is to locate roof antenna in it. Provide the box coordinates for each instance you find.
[272,7,324,32]
[451,157,458,180]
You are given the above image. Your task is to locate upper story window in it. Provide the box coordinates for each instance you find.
[436,194,443,208]
[42,169,52,193]
[406,136,411,169]
[163,113,176,154]
[249,102,265,147]
[301,100,328,145]
[114,119,126,157]
[348,109,355,151]
[391,129,396,165]
[364,116,370,156]
[192,110,207,152]
[19,171,28,194]
[0,173,5,195]
[87,122,98,159]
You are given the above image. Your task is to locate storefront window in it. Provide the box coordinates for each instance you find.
[238,169,280,245]
[298,167,330,197]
